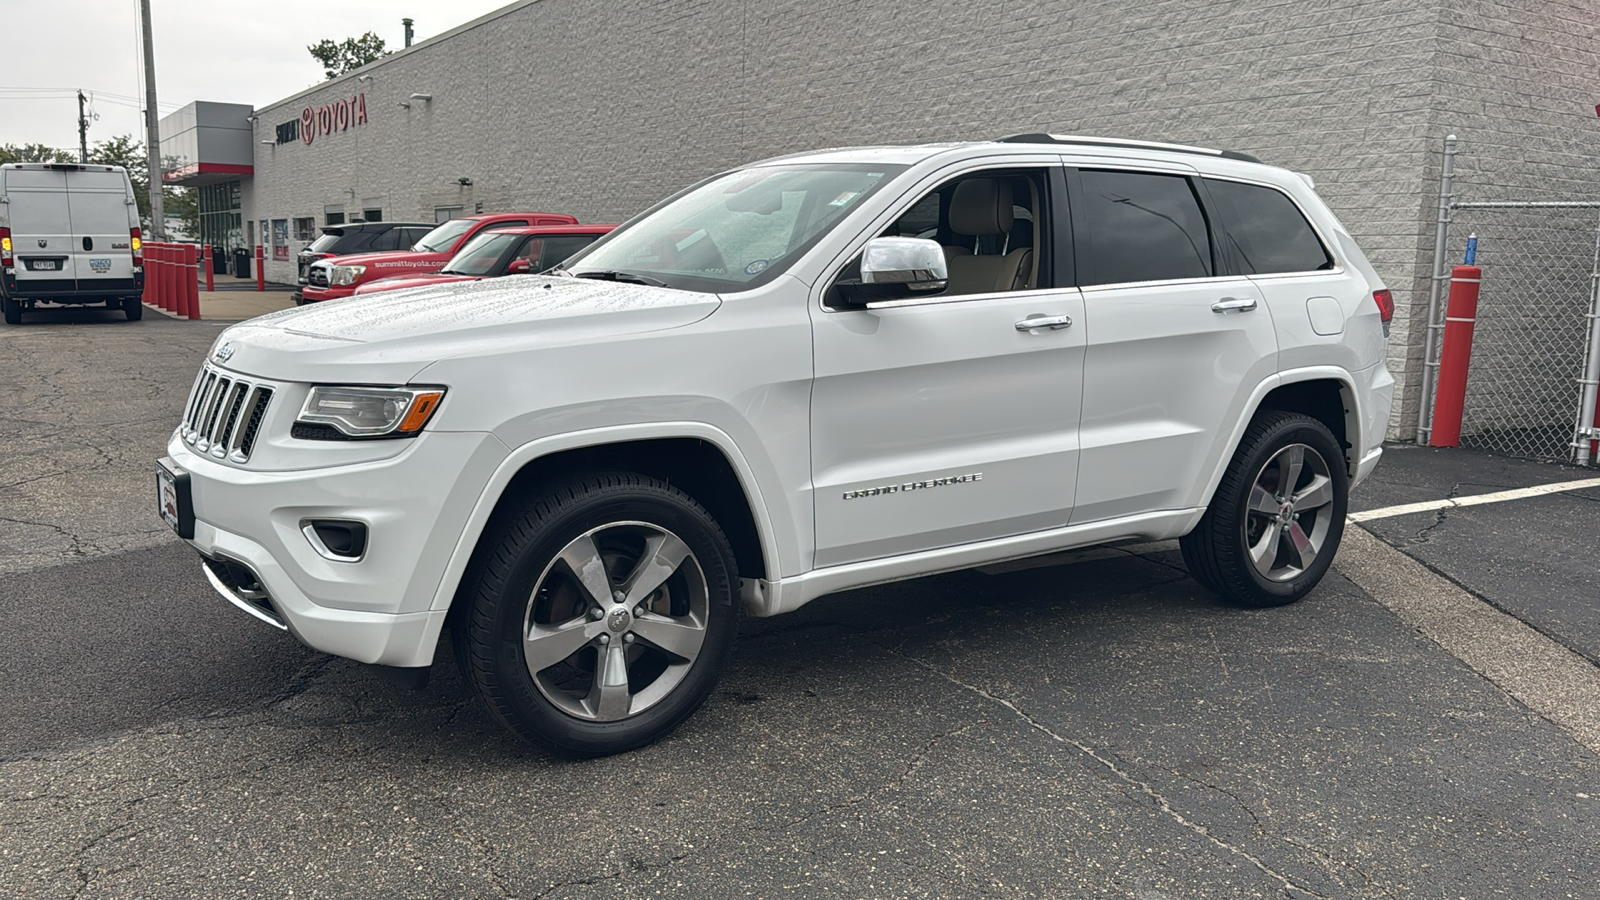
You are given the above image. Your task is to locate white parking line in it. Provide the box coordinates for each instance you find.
[1348,476,1600,523]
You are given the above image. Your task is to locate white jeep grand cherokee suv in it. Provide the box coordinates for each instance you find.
[159,135,1394,755]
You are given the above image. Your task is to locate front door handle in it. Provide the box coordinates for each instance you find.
[1015,314,1073,332]
[1211,297,1257,313]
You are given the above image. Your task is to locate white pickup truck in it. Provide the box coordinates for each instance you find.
[1,162,145,323]
[159,135,1394,755]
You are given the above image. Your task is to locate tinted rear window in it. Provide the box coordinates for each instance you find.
[1077,169,1213,286]
[1204,179,1333,274]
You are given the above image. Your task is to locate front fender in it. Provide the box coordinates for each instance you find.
[423,422,785,617]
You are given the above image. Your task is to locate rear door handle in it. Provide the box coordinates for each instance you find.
[1211,297,1257,313]
[1015,314,1073,332]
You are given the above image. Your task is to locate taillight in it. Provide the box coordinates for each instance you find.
[1372,289,1394,336]
[130,228,143,265]
[0,226,12,267]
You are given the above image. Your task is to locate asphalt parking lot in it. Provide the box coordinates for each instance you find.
[3,310,1599,898]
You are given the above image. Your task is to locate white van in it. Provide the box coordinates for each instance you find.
[1,163,145,323]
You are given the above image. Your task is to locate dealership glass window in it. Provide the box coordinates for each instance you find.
[434,206,463,223]
[324,205,346,227]
[271,219,290,261]
[196,181,243,254]
[293,217,317,243]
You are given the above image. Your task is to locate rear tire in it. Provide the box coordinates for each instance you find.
[1181,411,1347,608]
[122,296,143,321]
[2,294,20,325]
[452,472,739,756]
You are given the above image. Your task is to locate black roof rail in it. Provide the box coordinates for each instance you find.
[995,133,1263,165]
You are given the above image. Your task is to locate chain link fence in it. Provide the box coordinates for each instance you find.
[1418,138,1600,465]
[1446,204,1599,461]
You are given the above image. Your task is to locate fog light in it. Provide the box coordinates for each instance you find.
[302,519,368,561]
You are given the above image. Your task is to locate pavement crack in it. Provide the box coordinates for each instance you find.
[876,644,1326,900]
[758,719,982,835]
[1409,482,1460,545]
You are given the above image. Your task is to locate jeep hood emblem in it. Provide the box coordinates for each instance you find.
[213,342,235,363]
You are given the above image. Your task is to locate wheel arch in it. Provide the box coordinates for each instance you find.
[1194,368,1361,517]
[430,423,778,623]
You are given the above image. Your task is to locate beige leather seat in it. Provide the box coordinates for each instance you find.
[942,179,1033,295]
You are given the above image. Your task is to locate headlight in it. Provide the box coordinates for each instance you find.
[296,385,446,439]
[329,264,367,286]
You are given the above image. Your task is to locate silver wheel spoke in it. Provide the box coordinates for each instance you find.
[1249,527,1278,568]
[1293,475,1334,511]
[1249,484,1279,515]
[586,643,632,720]
[631,612,706,661]
[1286,521,1318,570]
[1278,445,1305,497]
[558,533,614,607]
[524,619,599,673]
[621,532,693,606]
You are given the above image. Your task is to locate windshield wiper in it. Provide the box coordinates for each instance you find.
[573,270,669,288]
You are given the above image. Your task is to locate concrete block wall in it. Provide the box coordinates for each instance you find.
[243,0,1598,439]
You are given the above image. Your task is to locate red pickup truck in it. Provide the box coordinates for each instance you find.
[300,212,578,302]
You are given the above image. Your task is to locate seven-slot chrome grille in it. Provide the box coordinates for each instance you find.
[181,365,274,463]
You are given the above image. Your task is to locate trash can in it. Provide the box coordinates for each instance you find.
[232,247,251,279]
[211,249,228,277]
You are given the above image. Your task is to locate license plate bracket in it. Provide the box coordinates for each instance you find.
[156,457,194,539]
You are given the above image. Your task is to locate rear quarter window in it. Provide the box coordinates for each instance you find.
[1204,179,1332,274]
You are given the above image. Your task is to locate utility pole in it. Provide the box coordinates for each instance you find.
[138,0,165,239]
[77,90,88,163]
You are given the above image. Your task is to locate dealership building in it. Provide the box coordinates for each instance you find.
[159,0,1600,440]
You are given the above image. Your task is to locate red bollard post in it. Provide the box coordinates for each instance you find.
[173,245,187,319]
[182,243,199,319]
[152,244,167,311]
[162,244,177,312]
[1429,265,1482,448]
[203,243,214,293]
[255,244,265,292]
[142,243,157,308]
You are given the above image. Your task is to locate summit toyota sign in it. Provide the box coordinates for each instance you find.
[275,92,369,146]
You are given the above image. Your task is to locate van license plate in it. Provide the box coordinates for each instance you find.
[29,260,57,271]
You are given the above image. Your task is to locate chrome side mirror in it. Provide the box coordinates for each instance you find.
[859,237,948,292]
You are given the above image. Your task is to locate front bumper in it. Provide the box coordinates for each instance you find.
[167,428,509,667]
[300,284,355,303]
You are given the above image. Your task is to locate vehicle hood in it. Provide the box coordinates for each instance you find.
[353,273,479,295]
[216,276,722,384]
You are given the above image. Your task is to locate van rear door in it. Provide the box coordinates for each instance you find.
[5,167,74,293]
[66,169,137,290]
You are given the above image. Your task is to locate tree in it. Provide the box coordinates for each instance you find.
[0,143,75,164]
[308,32,388,80]
[84,135,197,236]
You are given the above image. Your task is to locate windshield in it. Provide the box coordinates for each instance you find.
[565,163,905,292]
[441,232,521,276]
[413,218,475,253]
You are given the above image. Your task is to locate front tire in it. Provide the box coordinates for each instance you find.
[453,473,739,756]
[1181,412,1348,608]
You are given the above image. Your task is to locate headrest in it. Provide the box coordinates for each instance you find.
[949,179,1014,236]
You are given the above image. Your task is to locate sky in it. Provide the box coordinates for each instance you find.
[0,0,518,151]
